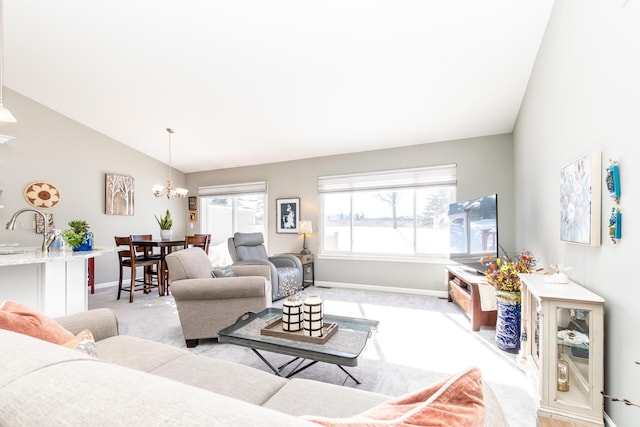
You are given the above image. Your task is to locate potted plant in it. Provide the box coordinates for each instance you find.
[480,250,540,353]
[61,219,93,251]
[155,209,173,240]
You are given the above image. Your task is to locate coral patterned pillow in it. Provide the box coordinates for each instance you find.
[63,328,97,357]
[0,300,74,344]
[303,367,485,427]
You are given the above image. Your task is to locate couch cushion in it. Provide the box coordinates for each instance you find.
[212,265,238,278]
[0,300,74,344]
[0,331,315,427]
[62,329,97,357]
[301,367,485,427]
[264,378,389,417]
[152,353,288,406]
[97,334,287,405]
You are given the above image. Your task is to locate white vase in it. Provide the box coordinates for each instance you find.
[160,229,172,241]
[303,294,323,337]
[282,299,303,332]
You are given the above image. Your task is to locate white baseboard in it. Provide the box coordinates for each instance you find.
[604,411,616,427]
[94,281,118,290]
[315,280,448,299]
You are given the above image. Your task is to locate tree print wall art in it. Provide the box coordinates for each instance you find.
[105,174,135,215]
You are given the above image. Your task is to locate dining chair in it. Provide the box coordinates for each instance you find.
[114,236,162,303]
[184,234,211,254]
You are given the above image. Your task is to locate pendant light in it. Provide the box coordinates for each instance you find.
[152,128,188,199]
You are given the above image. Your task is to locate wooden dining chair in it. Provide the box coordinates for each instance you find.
[114,236,161,303]
[185,234,211,254]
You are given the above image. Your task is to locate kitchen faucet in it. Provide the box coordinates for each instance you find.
[5,208,56,254]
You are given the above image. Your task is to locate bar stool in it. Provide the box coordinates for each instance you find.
[114,236,161,303]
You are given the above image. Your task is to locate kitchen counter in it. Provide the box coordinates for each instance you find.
[0,247,115,267]
[0,247,116,316]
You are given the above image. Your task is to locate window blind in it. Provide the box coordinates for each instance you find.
[197,181,267,196]
[317,164,456,193]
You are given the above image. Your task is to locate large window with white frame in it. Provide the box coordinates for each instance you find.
[319,165,456,258]
[198,181,267,266]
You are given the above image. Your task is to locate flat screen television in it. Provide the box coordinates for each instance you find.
[448,193,498,275]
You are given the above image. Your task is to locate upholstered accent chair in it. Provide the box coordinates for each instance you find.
[165,247,272,348]
[228,232,303,301]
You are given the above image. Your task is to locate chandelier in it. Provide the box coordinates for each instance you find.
[152,128,188,199]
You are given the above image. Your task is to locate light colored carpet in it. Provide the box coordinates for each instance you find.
[90,284,537,426]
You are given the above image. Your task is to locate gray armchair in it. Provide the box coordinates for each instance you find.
[165,247,271,348]
[228,232,302,301]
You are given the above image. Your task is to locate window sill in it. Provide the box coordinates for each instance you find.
[316,253,449,264]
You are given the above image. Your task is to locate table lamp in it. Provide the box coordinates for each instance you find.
[299,221,313,255]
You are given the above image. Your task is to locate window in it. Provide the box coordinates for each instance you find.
[319,165,456,258]
[198,181,267,266]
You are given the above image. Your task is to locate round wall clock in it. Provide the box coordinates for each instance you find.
[24,182,61,208]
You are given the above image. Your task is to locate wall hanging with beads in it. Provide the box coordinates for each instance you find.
[605,159,621,243]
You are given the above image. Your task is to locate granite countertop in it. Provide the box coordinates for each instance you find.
[0,246,116,267]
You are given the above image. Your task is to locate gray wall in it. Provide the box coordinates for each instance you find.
[0,89,188,284]
[513,1,639,425]
[187,133,515,294]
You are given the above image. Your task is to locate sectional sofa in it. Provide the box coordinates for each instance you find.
[0,308,509,426]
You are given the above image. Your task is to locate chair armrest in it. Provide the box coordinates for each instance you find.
[171,277,268,300]
[232,264,271,281]
[54,308,119,342]
[270,254,303,270]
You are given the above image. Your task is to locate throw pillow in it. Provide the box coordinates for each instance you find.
[212,265,238,278]
[63,328,97,357]
[302,367,485,427]
[0,300,74,344]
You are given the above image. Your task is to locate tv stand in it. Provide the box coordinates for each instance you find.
[446,265,497,331]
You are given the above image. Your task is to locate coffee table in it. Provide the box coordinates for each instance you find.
[218,307,378,384]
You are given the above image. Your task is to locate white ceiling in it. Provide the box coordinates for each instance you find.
[4,0,554,173]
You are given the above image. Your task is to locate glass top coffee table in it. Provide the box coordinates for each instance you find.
[218,307,378,384]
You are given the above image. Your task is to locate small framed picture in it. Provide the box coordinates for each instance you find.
[188,210,197,222]
[276,198,300,233]
[188,196,197,211]
[35,213,55,234]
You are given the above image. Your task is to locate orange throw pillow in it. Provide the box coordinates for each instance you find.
[0,300,74,344]
[303,367,485,427]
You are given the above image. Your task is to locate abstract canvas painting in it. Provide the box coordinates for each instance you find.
[560,152,601,246]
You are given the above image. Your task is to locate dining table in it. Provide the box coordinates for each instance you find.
[131,238,185,296]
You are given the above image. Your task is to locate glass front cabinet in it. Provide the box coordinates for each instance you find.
[518,274,604,426]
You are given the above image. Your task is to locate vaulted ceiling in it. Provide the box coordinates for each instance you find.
[4,1,554,173]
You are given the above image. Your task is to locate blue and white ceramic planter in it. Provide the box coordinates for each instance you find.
[495,290,521,353]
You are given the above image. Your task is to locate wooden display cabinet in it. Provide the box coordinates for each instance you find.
[446,265,497,331]
[519,274,604,426]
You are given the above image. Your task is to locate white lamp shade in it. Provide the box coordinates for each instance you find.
[299,221,313,234]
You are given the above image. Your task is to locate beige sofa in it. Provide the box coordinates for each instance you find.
[0,308,509,426]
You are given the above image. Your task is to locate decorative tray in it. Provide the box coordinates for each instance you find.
[260,317,338,344]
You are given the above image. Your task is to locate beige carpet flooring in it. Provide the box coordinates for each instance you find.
[89,284,537,426]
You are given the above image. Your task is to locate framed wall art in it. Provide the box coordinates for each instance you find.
[560,151,601,246]
[276,198,300,233]
[35,213,54,234]
[105,173,135,215]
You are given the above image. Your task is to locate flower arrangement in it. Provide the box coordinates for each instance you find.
[480,250,539,293]
[281,277,301,302]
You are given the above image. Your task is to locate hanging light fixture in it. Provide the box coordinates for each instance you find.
[0,0,16,123]
[152,128,188,199]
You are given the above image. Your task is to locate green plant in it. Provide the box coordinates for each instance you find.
[61,219,90,249]
[155,209,173,230]
[479,250,539,293]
